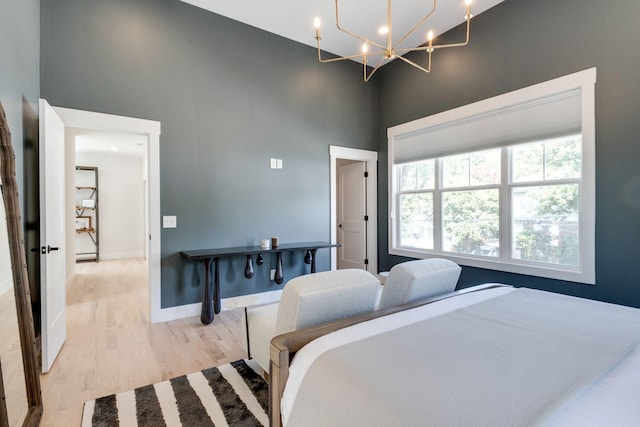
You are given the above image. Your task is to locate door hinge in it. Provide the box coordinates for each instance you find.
[364,259,369,265]
[364,171,369,178]
[364,215,369,221]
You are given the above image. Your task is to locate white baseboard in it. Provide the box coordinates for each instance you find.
[152,289,284,323]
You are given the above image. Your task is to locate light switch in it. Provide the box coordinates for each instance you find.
[276,159,283,169]
[163,216,177,228]
[270,158,277,169]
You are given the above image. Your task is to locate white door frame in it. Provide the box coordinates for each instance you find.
[329,145,378,275]
[52,107,165,323]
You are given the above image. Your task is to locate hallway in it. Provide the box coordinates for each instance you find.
[39,258,245,426]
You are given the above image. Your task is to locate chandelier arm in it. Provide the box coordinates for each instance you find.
[334,0,386,50]
[396,54,431,74]
[392,0,437,51]
[316,36,385,63]
[316,48,373,63]
[386,0,392,54]
[316,43,385,63]
[395,16,471,55]
[364,57,386,82]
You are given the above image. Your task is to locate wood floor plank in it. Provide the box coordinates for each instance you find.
[39,258,245,427]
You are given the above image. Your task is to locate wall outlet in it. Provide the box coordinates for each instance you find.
[270,269,276,280]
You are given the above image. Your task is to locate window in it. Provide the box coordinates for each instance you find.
[388,69,596,284]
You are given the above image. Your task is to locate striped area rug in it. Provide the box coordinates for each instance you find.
[81,359,269,427]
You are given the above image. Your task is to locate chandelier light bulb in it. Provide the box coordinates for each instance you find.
[362,44,369,54]
[427,30,434,53]
[379,26,389,35]
[314,17,321,29]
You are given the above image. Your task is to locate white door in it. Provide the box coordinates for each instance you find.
[39,99,66,373]
[337,161,367,270]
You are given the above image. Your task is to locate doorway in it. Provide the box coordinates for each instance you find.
[330,146,378,275]
[50,106,163,323]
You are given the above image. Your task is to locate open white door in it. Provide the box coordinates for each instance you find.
[337,161,367,270]
[39,99,66,373]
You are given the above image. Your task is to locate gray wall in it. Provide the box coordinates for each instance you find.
[40,0,377,307]
[0,0,40,194]
[377,0,640,307]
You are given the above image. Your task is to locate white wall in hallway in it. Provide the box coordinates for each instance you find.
[76,152,145,260]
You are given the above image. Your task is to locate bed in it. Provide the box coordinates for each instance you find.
[269,284,640,426]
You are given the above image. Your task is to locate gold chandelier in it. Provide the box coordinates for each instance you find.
[314,0,473,82]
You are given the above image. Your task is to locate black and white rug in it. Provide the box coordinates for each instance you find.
[81,359,269,427]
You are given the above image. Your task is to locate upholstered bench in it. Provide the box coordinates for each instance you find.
[243,269,380,372]
[377,258,461,310]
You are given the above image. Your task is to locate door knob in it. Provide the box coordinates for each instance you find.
[40,245,60,255]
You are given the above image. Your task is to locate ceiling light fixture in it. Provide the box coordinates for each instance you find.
[314,0,472,82]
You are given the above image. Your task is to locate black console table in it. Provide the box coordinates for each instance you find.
[181,241,339,324]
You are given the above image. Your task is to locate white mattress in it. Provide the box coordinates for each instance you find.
[281,284,640,426]
[282,284,515,425]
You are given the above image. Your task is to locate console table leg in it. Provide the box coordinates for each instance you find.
[200,258,214,324]
[275,252,284,285]
[245,306,252,359]
[310,249,318,273]
[214,257,221,314]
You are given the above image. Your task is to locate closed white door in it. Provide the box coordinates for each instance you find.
[337,161,367,270]
[39,99,67,373]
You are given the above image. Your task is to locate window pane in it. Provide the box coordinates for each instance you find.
[443,149,500,188]
[512,184,579,265]
[416,160,435,189]
[442,154,469,188]
[398,160,434,191]
[512,143,544,182]
[442,189,499,255]
[400,193,433,249]
[512,136,582,183]
[398,163,417,191]
[470,149,501,186]
[545,137,581,180]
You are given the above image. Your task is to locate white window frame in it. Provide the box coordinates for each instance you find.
[388,68,596,284]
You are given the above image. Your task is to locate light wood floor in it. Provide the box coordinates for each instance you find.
[39,258,246,426]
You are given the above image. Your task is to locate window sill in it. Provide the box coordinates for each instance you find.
[389,247,595,285]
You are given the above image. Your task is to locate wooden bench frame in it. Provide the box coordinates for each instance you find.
[268,283,510,426]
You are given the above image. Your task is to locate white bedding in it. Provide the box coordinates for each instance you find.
[281,285,640,426]
[548,344,640,426]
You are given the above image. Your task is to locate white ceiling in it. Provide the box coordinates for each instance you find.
[73,129,147,158]
[180,0,504,65]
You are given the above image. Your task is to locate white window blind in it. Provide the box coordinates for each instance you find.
[394,89,582,164]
